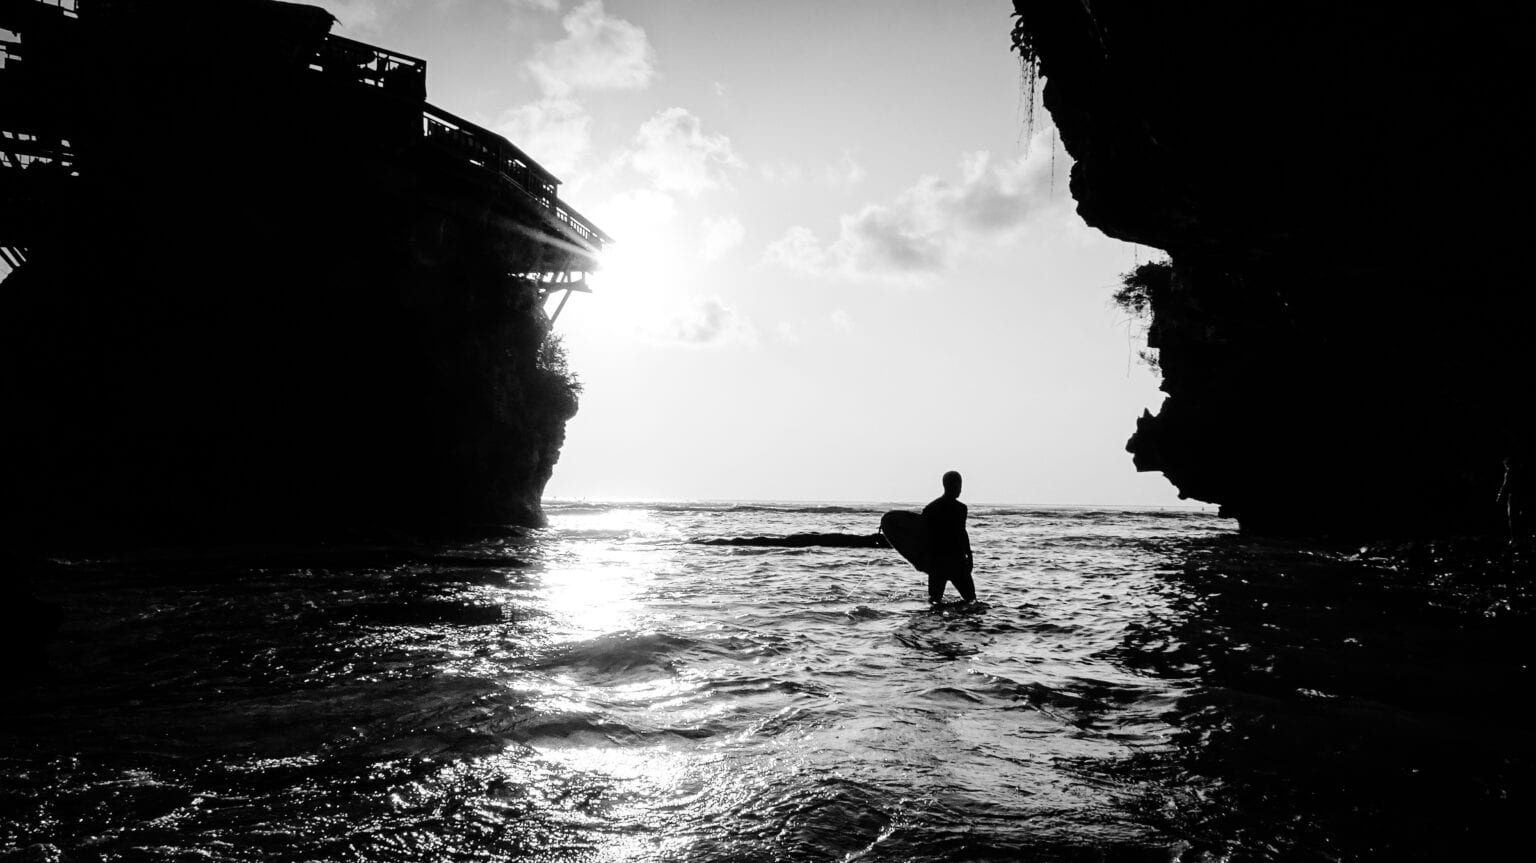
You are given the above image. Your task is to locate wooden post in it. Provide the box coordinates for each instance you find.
[549,286,574,325]
[547,270,571,324]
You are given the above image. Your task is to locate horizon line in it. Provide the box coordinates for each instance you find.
[543,496,1217,510]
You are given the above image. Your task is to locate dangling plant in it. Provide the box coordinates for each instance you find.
[1010,10,1043,139]
[1113,260,1171,320]
[1114,260,1171,374]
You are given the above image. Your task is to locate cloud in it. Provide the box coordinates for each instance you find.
[763,226,822,270]
[759,161,802,185]
[830,309,856,334]
[642,297,754,346]
[496,97,590,178]
[626,108,744,195]
[767,215,947,277]
[765,144,1062,281]
[698,214,745,262]
[835,203,949,273]
[825,149,867,185]
[527,1,655,97]
[500,2,651,178]
[775,321,799,343]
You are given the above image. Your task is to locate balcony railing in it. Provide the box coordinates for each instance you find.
[0,130,75,172]
[35,0,78,17]
[421,104,608,251]
[306,34,606,251]
[2,1,607,253]
[310,34,426,100]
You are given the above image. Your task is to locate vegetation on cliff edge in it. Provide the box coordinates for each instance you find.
[1114,259,1171,373]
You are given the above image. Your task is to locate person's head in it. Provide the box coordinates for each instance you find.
[941,470,962,498]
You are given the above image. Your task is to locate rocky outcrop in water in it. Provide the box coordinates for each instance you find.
[694,533,889,549]
[1013,0,1536,537]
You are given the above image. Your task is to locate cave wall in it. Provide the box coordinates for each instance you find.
[1014,0,1536,536]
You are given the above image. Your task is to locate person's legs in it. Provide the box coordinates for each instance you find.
[927,569,947,604]
[949,564,976,602]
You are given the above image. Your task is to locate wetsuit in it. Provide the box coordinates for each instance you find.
[922,495,975,603]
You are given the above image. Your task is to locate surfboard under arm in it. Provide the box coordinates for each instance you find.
[880,510,932,572]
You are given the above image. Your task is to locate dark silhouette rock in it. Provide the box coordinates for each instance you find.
[0,554,63,679]
[694,533,890,549]
[0,0,606,548]
[1013,0,1536,537]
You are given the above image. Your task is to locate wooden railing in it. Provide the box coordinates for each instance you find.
[35,0,77,17]
[0,130,75,172]
[421,104,609,250]
[309,34,607,250]
[1,0,608,252]
[310,34,426,100]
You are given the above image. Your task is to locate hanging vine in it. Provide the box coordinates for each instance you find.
[1010,9,1043,142]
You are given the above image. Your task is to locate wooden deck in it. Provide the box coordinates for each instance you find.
[0,0,610,276]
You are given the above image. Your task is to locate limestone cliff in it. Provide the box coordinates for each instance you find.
[0,0,602,546]
[1013,0,1536,536]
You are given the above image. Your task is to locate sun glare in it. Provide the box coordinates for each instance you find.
[569,191,714,344]
[538,508,675,642]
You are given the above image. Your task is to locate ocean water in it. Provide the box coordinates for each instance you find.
[3,502,1532,862]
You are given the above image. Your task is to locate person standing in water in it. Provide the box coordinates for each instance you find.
[922,470,976,603]
[1497,454,1523,545]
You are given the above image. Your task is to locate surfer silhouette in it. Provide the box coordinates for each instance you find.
[922,471,975,604]
[1498,454,1523,544]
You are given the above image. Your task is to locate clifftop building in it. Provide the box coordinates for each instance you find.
[1,0,610,543]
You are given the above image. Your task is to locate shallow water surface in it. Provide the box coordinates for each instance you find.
[4,504,1532,861]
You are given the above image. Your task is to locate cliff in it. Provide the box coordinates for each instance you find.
[0,0,606,547]
[1013,0,1536,537]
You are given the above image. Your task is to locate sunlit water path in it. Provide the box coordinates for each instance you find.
[4,504,1532,861]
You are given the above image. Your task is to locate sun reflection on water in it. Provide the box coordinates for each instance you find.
[495,508,718,859]
[537,742,705,862]
[540,507,675,642]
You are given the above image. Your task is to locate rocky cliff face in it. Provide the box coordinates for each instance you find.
[0,0,586,547]
[1014,0,1536,537]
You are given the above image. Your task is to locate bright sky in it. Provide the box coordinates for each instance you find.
[314,0,1181,507]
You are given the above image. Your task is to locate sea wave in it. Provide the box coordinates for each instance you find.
[11,504,1529,862]
[693,532,887,548]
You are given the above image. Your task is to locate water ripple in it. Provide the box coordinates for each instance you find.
[4,505,1532,861]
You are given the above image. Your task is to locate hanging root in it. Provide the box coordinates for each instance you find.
[1010,10,1043,141]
